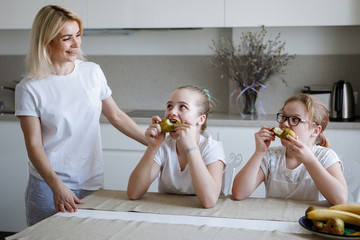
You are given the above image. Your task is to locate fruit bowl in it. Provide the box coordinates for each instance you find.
[299,216,360,239]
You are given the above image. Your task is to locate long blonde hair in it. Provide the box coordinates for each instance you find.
[280,93,330,147]
[26,5,85,79]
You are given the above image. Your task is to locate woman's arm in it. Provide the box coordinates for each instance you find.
[19,116,84,212]
[102,96,147,146]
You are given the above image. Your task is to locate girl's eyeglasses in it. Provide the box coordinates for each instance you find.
[276,113,316,126]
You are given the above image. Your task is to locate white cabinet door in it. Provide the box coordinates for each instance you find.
[215,126,272,197]
[0,0,86,29]
[86,0,225,28]
[0,121,28,232]
[103,150,159,192]
[326,129,360,203]
[225,0,360,27]
[101,123,158,192]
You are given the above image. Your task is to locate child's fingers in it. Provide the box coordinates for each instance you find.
[146,125,159,138]
[151,115,162,124]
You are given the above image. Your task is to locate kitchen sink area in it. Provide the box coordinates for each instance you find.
[0,110,15,115]
[0,85,16,118]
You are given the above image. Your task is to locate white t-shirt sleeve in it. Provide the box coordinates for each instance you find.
[154,146,164,167]
[15,83,39,117]
[317,147,343,170]
[201,138,226,167]
[95,65,112,100]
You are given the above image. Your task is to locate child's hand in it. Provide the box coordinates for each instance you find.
[254,126,276,153]
[145,116,165,147]
[173,122,197,150]
[281,135,314,164]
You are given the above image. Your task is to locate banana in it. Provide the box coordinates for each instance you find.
[329,203,360,215]
[306,209,360,227]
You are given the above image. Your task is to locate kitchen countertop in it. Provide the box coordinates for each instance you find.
[2,110,360,129]
[117,110,360,129]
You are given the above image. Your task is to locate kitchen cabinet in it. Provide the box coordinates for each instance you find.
[0,0,224,29]
[101,123,220,192]
[0,0,86,29]
[100,124,156,191]
[225,0,360,27]
[86,0,224,28]
[216,126,269,197]
[325,129,360,203]
[0,121,28,232]
[4,0,360,30]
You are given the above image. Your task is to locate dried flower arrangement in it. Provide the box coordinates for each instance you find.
[209,26,294,117]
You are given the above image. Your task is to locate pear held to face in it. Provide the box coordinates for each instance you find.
[271,127,296,140]
[159,119,180,133]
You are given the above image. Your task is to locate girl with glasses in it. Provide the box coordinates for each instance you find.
[232,94,347,205]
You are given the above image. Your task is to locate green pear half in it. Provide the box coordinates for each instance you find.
[159,119,180,132]
[271,127,296,139]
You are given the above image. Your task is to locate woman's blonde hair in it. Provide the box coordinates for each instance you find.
[280,93,330,147]
[26,5,85,79]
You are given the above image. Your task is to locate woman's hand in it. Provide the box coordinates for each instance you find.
[254,126,275,153]
[53,182,85,213]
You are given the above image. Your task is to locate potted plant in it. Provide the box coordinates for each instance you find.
[209,26,294,118]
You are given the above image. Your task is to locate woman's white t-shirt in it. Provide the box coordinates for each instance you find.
[260,145,343,201]
[15,60,112,190]
[154,133,226,195]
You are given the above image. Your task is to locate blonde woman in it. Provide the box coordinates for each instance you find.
[15,5,147,226]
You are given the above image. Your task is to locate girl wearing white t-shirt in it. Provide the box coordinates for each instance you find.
[127,86,226,208]
[15,5,147,226]
[232,94,347,205]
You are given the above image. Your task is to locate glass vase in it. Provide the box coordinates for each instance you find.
[231,85,261,119]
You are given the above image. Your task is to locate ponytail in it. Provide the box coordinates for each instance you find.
[316,132,330,148]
